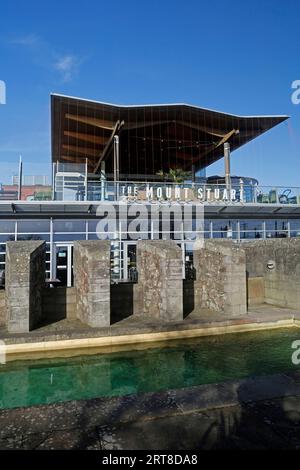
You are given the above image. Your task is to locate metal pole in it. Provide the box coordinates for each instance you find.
[191,164,195,185]
[18,155,22,200]
[100,161,106,201]
[85,158,88,201]
[50,217,56,282]
[239,178,244,203]
[52,162,56,201]
[113,137,117,200]
[224,143,231,199]
[114,135,120,200]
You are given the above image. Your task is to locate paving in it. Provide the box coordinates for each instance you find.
[1,371,300,449]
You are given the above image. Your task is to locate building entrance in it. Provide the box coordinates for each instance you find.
[55,243,73,287]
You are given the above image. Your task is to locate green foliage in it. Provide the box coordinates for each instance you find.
[156,168,191,183]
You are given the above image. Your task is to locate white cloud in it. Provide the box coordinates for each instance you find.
[54,54,79,82]
[9,34,84,83]
[9,34,40,47]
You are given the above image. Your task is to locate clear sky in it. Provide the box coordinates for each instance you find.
[0,0,299,186]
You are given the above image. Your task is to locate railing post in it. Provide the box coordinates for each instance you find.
[85,158,88,201]
[262,221,266,239]
[18,155,22,200]
[239,178,244,202]
[100,161,106,201]
[52,162,56,201]
[224,143,231,197]
[254,183,258,203]
[113,135,120,201]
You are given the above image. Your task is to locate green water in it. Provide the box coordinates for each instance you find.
[0,328,299,409]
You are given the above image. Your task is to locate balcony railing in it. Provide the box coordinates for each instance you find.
[1,177,300,205]
[54,177,300,205]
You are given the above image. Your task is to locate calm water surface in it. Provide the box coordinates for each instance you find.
[0,328,299,409]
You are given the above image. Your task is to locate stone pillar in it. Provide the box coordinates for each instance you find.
[193,240,247,315]
[136,240,183,321]
[5,241,45,333]
[73,240,111,327]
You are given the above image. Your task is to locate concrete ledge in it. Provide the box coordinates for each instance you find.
[1,317,297,361]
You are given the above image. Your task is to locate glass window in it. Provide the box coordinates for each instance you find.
[265,220,288,231]
[0,220,15,233]
[17,234,50,242]
[17,220,50,233]
[212,220,238,239]
[0,234,14,243]
[54,220,86,232]
[265,220,288,238]
[290,220,300,237]
[87,232,101,240]
[239,220,263,239]
[88,220,100,232]
[54,233,86,242]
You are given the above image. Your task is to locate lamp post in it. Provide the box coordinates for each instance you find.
[18,155,23,200]
[224,143,231,199]
[114,135,120,201]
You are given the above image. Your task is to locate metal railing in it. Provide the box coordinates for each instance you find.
[53,177,300,205]
[1,173,300,205]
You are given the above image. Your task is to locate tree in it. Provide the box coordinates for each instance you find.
[156,168,191,183]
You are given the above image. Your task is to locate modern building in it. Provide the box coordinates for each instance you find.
[0,93,298,286]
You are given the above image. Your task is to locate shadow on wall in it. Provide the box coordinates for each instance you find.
[110,282,135,324]
[183,279,195,318]
[41,287,75,327]
[41,279,194,327]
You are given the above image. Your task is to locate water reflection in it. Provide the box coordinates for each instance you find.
[0,328,298,409]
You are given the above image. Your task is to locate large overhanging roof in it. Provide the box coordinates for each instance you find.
[51,93,288,176]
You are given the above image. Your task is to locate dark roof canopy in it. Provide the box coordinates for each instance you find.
[51,94,288,177]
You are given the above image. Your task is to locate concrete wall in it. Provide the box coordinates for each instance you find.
[193,240,247,315]
[73,240,111,327]
[110,282,137,323]
[247,277,265,306]
[5,241,45,333]
[243,238,300,309]
[135,240,183,321]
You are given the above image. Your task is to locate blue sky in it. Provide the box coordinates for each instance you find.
[0,0,299,185]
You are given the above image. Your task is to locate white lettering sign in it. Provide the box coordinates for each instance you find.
[120,185,237,202]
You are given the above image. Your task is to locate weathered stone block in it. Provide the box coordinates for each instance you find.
[5,241,45,333]
[135,240,183,321]
[73,240,111,327]
[193,240,247,315]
